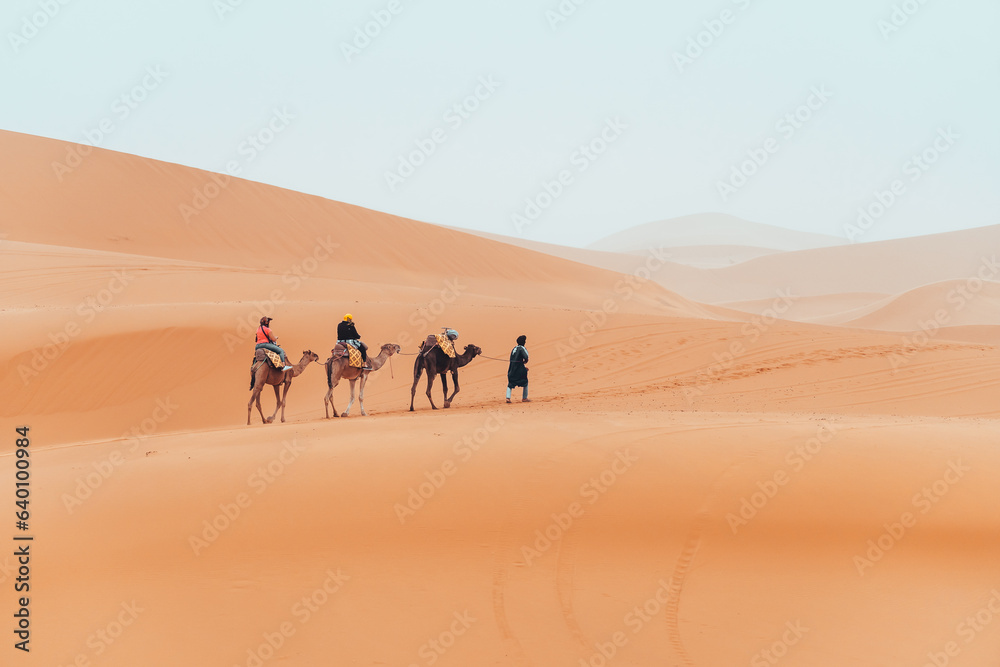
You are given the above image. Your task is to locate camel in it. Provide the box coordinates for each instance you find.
[410,342,482,411]
[324,343,401,418]
[247,349,319,425]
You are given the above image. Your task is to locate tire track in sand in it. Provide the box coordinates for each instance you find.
[664,454,750,665]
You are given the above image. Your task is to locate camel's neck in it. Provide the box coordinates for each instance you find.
[456,353,477,368]
[369,350,392,370]
[290,357,311,376]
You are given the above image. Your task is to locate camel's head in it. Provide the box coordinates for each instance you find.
[382,343,402,356]
[466,344,482,358]
[303,350,320,363]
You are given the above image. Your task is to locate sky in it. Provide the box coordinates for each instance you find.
[1,0,998,247]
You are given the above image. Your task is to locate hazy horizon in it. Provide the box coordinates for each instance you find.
[2,0,997,248]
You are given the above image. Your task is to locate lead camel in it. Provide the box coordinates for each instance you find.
[409,343,482,411]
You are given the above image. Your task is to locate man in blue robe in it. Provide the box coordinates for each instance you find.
[506,335,530,403]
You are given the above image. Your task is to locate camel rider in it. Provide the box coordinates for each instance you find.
[337,313,369,363]
[506,334,530,403]
[255,317,292,370]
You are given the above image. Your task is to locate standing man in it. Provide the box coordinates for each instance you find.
[506,335,530,403]
[337,313,369,363]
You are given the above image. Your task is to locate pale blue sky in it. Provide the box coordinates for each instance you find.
[2,0,997,246]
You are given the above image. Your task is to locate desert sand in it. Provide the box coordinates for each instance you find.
[2,130,1000,666]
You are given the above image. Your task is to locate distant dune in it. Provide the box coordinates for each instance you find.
[698,225,1000,302]
[843,280,1000,331]
[586,212,847,254]
[720,292,891,322]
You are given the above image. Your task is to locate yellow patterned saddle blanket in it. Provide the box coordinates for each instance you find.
[254,348,284,369]
[334,343,365,368]
[421,334,456,358]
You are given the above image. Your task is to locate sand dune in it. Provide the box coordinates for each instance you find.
[697,225,1000,303]
[458,227,784,269]
[646,243,785,268]
[842,279,1000,331]
[586,213,847,254]
[720,292,891,322]
[2,132,1000,666]
[466,224,1000,342]
[0,130,686,304]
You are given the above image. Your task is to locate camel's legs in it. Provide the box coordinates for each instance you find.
[447,370,460,404]
[329,370,342,418]
[440,373,449,407]
[425,370,438,410]
[358,373,369,416]
[255,388,267,424]
[410,358,424,411]
[267,384,281,423]
[343,378,357,417]
[324,386,334,418]
[279,382,290,423]
[247,384,261,425]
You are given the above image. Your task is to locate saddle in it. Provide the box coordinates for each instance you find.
[254,348,284,369]
[249,349,284,391]
[420,333,457,358]
[333,342,365,368]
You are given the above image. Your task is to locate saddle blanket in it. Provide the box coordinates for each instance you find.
[334,343,365,368]
[255,349,284,369]
[420,333,456,358]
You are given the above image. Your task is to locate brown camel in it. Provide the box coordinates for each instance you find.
[247,349,319,425]
[409,343,482,411]
[324,343,401,418]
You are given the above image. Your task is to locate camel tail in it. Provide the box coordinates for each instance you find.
[325,358,334,389]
